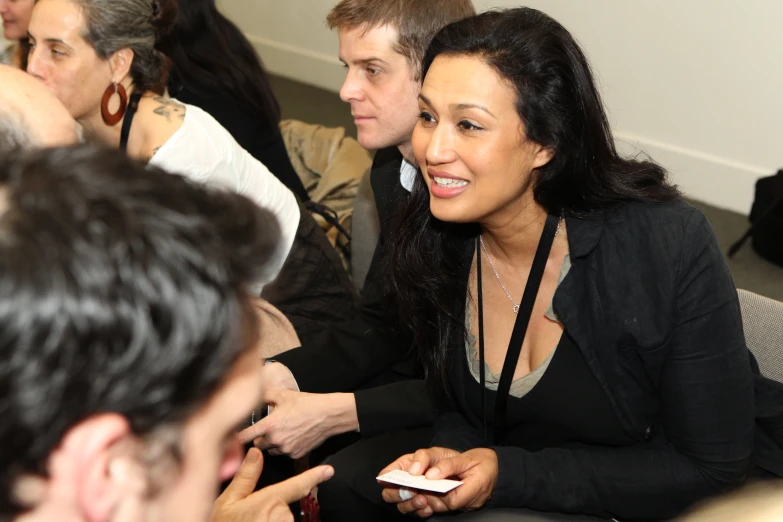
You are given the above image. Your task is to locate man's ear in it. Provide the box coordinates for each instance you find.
[109,48,135,85]
[55,413,145,522]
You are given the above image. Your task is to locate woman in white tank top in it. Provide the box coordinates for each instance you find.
[26,0,356,338]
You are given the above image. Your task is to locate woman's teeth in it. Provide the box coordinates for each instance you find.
[433,176,468,188]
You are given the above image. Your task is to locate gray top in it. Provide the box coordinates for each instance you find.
[465,254,571,398]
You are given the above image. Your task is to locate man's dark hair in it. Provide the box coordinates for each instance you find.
[0,145,280,518]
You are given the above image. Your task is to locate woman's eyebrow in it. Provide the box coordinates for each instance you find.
[418,94,496,118]
[28,33,74,50]
[451,102,496,118]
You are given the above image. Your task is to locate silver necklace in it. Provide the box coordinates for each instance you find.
[479,217,562,314]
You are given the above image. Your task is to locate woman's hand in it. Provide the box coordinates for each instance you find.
[379,447,499,518]
[379,447,461,518]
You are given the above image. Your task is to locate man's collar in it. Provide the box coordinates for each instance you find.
[373,146,404,174]
[399,158,416,192]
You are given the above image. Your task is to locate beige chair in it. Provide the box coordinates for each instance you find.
[738,289,783,383]
[679,480,783,521]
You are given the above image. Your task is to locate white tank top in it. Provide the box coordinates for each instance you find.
[148,102,300,290]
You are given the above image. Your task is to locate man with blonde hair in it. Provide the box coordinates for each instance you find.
[329,0,476,159]
[239,1,476,519]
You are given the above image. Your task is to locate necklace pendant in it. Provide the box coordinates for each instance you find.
[513,304,519,314]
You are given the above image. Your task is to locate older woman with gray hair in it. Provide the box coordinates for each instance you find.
[25,0,356,342]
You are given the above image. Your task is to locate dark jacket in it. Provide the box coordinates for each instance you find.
[274,147,434,436]
[430,199,783,520]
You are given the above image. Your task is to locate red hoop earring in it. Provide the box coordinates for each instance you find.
[100,82,128,126]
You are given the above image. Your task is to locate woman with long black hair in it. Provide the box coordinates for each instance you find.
[377,7,783,521]
[160,0,308,201]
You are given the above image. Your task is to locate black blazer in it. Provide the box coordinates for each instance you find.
[275,147,434,436]
[429,200,783,520]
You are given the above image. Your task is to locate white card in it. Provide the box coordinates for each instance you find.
[376,469,463,494]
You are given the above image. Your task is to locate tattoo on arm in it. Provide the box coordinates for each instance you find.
[147,146,162,163]
[152,96,186,123]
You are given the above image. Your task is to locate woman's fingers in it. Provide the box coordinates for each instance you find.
[415,506,434,518]
[399,493,429,514]
[381,487,400,504]
[381,486,418,505]
[422,493,449,513]
[378,453,414,477]
[424,453,474,479]
[408,446,460,476]
[382,489,450,516]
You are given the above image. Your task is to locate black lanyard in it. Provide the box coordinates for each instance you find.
[476,213,560,445]
[119,91,143,152]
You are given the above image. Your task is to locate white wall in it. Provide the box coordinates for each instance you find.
[217,0,344,95]
[222,0,782,214]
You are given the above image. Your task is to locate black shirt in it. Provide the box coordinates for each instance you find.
[460,332,634,452]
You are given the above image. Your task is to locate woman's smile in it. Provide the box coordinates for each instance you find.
[428,168,470,198]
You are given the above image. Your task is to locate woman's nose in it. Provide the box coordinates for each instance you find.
[26,48,44,80]
[426,125,456,165]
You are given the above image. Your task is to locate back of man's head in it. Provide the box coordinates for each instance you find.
[0,105,32,157]
[0,145,279,520]
[0,65,77,155]
[327,0,476,80]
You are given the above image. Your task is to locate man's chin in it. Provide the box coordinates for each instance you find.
[356,134,384,152]
[357,133,403,153]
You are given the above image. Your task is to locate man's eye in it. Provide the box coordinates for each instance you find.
[367,67,380,76]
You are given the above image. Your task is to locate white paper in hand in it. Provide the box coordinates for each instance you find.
[376,469,463,494]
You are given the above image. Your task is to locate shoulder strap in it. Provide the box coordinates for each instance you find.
[119,91,143,153]
[493,213,559,444]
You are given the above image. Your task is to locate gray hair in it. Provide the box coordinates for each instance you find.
[0,105,33,158]
[75,0,178,94]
